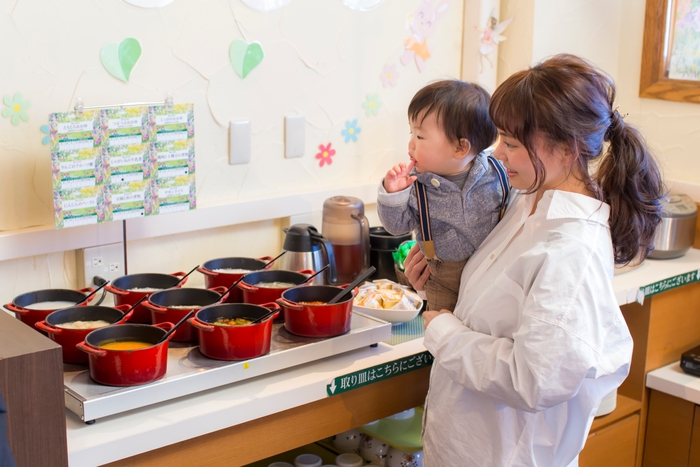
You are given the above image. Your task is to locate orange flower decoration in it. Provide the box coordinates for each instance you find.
[315,142,336,167]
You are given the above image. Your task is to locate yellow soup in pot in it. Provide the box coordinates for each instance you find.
[99,341,153,350]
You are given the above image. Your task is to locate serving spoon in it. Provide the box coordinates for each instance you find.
[114,295,149,324]
[300,265,330,285]
[173,265,200,287]
[75,280,110,306]
[263,251,287,268]
[327,266,376,304]
[155,310,195,345]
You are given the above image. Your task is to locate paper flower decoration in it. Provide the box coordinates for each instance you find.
[362,94,382,117]
[2,93,30,125]
[40,125,50,145]
[315,143,336,167]
[341,120,361,143]
[379,64,399,87]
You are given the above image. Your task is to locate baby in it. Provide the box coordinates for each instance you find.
[377,80,509,312]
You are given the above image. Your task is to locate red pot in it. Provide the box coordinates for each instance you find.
[237,270,314,319]
[105,272,187,323]
[143,287,228,342]
[188,303,280,361]
[277,285,357,337]
[35,305,133,364]
[4,288,95,332]
[76,322,175,386]
[197,257,273,303]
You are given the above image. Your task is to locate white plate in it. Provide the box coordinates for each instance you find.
[352,301,422,323]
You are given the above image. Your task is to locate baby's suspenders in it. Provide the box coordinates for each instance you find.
[414,155,511,260]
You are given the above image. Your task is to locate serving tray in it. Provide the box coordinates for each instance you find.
[64,312,391,422]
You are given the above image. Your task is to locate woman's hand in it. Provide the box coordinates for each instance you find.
[404,243,430,291]
[423,309,453,329]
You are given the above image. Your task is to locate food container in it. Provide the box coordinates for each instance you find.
[237,270,314,317]
[352,280,423,323]
[648,194,697,259]
[4,288,95,332]
[76,322,175,386]
[143,287,228,342]
[35,305,134,364]
[277,285,357,338]
[188,303,280,361]
[197,257,273,303]
[105,272,187,323]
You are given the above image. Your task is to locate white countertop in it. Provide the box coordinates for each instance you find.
[64,248,700,466]
[611,248,700,305]
[647,361,700,406]
[66,337,427,467]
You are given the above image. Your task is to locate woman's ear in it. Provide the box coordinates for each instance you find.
[454,138,472,159]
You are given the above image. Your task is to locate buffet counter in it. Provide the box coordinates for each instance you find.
[61,249,700,467]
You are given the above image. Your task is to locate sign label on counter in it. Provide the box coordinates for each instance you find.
[642,270,700,297]
[326,351,433,396]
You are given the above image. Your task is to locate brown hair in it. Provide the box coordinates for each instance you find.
[408,80,497,155]
[489,54,664,264]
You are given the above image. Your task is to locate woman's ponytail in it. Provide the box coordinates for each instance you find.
[598,112,664,264]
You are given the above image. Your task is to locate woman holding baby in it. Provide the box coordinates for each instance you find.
[398,54,663,466]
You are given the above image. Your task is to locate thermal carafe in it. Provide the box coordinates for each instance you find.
[278,224,337,285]
[322,196,370,284]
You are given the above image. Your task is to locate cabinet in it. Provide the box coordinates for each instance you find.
[580,414,639,467]
[643,390,700,467]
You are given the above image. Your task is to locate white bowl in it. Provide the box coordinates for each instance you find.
[353,301,422,323]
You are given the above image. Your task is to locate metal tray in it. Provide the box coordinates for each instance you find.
[64,312,391,422]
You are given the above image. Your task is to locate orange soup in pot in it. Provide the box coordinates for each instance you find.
[99,341,153,350]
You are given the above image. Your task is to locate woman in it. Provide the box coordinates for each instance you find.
[403,54,664,466]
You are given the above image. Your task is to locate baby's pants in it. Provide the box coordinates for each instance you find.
[425,258,469,312]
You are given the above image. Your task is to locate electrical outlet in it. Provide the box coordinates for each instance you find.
[76,243,125,288]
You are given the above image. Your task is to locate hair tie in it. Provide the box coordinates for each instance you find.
[611,105,629,119]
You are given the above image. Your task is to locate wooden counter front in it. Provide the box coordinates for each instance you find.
[104,366,430,467]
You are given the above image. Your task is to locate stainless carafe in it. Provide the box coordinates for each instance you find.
[277,224,337,285]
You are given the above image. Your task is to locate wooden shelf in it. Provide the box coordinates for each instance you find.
[590,394,643,432]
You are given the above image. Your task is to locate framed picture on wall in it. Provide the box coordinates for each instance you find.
[640,0,700,104]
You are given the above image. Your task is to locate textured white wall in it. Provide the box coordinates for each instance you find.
[498,0,700,188]
[0,0,463,299]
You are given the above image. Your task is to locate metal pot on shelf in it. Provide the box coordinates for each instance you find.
[648,194,697,259]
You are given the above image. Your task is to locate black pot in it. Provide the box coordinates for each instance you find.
[369,227,412,282]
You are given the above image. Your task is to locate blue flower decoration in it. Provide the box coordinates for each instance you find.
[40,125,50,145]
[341,119,361,143]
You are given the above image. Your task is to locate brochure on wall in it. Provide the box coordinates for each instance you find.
[49,103,196,228]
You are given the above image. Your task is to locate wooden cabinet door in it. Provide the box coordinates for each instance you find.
[580,413,639,467]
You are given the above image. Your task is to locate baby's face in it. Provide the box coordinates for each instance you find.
[408,112,462,175]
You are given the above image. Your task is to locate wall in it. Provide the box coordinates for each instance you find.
[498,0,700,190]
[0,0,463,297]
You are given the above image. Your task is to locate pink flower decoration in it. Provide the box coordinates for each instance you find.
[379,64,399,88]
[315,143,335,167]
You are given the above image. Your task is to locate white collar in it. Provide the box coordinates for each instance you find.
[537,190,610,226]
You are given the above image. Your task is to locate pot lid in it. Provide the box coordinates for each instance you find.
[660,194,697,218]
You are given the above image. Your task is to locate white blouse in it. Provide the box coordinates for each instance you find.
[422,189,633,467]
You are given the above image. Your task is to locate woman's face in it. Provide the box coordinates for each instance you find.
[493,130,569,193]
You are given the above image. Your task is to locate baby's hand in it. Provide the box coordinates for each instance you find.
[384,160,417,193]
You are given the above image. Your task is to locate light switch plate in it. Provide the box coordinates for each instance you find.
[285,115,305,158]
[229,120,251,165]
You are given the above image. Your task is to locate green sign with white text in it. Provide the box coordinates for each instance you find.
[326,351,434,396]
[642,270,700,297]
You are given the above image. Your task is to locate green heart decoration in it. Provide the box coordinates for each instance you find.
[100,38,142,82]
[229,40,264,79]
